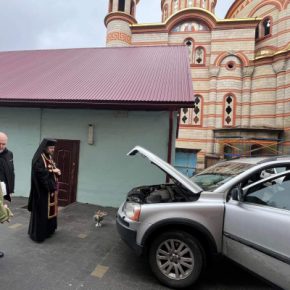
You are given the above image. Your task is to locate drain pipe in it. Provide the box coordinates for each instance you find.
[167,111,174,164]
[166,111,174,182]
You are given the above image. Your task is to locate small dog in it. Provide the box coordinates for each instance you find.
[93,210,108,227]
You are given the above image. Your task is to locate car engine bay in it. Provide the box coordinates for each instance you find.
[126,184,199,204]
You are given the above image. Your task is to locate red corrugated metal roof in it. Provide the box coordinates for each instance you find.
[0,46,194,109]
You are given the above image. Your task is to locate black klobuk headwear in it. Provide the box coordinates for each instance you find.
[31,138,57,166]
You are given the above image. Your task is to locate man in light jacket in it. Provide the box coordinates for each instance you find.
[0,132,15,258]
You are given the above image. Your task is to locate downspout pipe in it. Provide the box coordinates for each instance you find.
[166,111,174,183]
[167,111,174,165]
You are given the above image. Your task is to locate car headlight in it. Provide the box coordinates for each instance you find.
[123,202,141,221]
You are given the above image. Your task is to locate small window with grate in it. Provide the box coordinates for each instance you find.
[223,94,235,127]
[180,107,190,125]
[195,47,205,65]
[192,95,202,126]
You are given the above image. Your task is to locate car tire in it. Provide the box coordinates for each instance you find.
[148,231,204,289]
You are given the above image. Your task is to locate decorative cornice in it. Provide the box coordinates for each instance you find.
[226,0,285,19]
[255,42,290,60]
[214,51,250,67]
[130,7,260,34]
[104,12,137,27]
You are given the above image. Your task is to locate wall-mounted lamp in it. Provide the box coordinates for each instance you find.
[88,124,94,145]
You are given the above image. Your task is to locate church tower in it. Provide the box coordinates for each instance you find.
[161,0,217,22]
[105,0,139,47]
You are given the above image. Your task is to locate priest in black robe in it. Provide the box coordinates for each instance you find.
[28,139,61,243]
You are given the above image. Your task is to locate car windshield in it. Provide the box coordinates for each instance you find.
[190,161,255,191]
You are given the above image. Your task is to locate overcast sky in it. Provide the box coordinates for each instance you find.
[0,0,234,52]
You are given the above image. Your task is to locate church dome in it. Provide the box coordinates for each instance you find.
[161,0,217,21]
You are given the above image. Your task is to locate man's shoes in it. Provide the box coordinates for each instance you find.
[0,251,4,258]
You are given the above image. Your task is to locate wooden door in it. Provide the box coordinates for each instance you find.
[54,139,80,206]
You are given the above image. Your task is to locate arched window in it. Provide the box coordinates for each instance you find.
[109,0,113,12]
[263,17,271,36]
[173,0,179,13]
[118,0,125,12]
[195,47,205,65]
[223,94,236,127]
[188,0,193,7]
[184,38,194,63]
[192,95,203,126]
[130,1,135,16]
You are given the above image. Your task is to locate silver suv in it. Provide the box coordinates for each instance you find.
[116,146,290,289]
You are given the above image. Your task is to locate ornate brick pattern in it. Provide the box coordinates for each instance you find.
[107,31,132,44]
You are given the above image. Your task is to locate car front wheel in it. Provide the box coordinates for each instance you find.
[149,231,204,289]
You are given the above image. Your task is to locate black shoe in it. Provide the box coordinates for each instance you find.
[0,251,4,258]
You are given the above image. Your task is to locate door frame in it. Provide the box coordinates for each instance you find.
[55,139,80,206]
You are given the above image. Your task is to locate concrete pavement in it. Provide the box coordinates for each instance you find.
[0,197,277,290]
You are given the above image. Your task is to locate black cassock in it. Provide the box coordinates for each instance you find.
[28,139,58,243]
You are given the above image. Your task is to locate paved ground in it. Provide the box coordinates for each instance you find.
[0,197,278,290]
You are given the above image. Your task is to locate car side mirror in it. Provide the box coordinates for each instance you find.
[230,185,243,201]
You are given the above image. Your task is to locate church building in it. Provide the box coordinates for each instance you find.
[105,0,290,174]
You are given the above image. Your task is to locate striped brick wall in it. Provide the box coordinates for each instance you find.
[107,20,132,46]
[105,0,290,165]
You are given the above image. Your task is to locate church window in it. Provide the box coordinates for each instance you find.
[195,47,205,65]
[180,95,203,126]
[171,21,209,32]
[201,0,206,8]
[223,94,235,127]
[188,0,193,7]
[118,0,125,12]
[263,17,271,36]
[184,38,194,63]
[192,95,202,126]
[180,107,190,125]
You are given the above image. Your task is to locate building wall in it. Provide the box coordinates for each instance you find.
[106,0,289,169]
[0,107,176,207]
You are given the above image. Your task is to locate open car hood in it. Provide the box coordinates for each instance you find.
[127,146,202,194]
